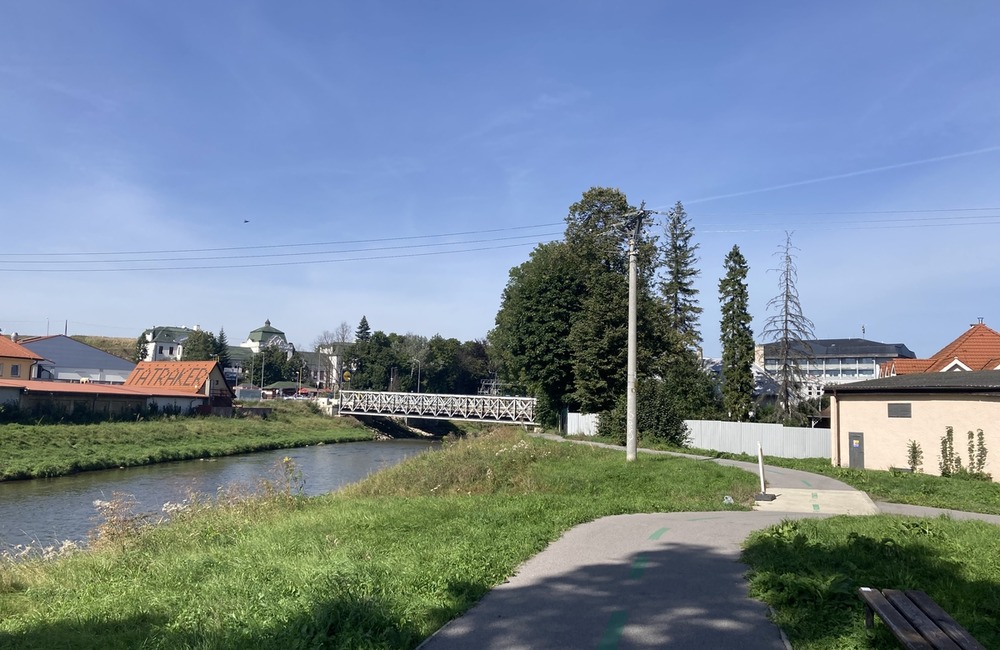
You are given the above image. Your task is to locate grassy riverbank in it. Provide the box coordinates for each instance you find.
[0,402,374,481]
[582,435,1000,515]
[0,430,757,649]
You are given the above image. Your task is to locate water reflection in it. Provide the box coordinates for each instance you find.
[0,440,436,549]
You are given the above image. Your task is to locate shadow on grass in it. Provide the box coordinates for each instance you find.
[0,591,426,650]
[742,516,1000,649]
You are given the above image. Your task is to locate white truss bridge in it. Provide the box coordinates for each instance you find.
[338,390,536,425]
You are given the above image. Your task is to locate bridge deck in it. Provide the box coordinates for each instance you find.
[338,390,536,424]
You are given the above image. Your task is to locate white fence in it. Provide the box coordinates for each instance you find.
[684,420,830,459]
[563,412,829,459]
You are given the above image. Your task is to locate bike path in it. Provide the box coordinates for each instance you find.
[419,437,997,649]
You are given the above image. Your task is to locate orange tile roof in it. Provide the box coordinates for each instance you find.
[125,361,218,394]
[925,323,1000,372]
[0,378,202,399]
[884,323,1000,376]
[0,336,44,361]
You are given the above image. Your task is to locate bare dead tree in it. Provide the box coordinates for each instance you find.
[761,232,815,422]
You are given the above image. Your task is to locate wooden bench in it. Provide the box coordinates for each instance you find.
[857,587,986,650]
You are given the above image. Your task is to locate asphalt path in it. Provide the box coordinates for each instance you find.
[419,437,999,649]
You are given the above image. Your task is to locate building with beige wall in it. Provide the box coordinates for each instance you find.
[828,370,1000,481]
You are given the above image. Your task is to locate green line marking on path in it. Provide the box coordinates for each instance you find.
[630,556,648,580]
[801,479,813,487]
[598,610,628,650]
[812,504,821,512]
[649,527,669,540]
[812,492,818,499]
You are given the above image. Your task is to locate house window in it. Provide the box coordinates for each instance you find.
[158,346,164,355]
[887,403,912,418]
[10,364,20,378]
[0,363,4,376]
[169,346,174,355]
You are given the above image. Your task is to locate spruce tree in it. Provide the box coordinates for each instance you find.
[718,245,754,421]
[215,328,231,368]
[355,316,372,342]
[659,201,702,351]
[761,232,815,422]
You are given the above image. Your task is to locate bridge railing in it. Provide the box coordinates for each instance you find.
[339,390,536,424]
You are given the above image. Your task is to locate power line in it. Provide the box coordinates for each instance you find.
[10,231,563,266]
[0,222,565,258]
[0,241,555,273]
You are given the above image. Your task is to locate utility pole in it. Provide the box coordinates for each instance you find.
[626,202,647,462]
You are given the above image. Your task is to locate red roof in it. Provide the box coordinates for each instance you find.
[0,378,201,399]
[0,337,44,361]
[889,323,1000,375]
[125,361,219,394]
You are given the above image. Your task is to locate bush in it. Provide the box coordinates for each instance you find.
[597,376,689,446]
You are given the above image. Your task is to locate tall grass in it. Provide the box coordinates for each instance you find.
[0,401,372,481]
[0,430,758,649]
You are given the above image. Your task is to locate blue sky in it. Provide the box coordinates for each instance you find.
[2,2,1000,358]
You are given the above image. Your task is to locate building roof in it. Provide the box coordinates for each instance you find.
[246,319,287,344]
[761,338,915,359]
[924,323,1000,372]
[827,369,1000,395]
[0,378,204,399]
[0,336,45,361]
[125,361,221,394]
[19,335,135,372]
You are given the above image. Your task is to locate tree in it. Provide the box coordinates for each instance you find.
[761,232,815,422]
[355,316,372,342]
[351,331,402,390]
[718,245,754,421]
[490,241,584,422]
[659,201,702,351]
[334,320,353,343]
[214,328,231,368]
[181,329,218,361]
[132,334,148,363]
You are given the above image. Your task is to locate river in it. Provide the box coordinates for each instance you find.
[0,439,437,550]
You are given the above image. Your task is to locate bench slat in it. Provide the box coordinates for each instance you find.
[858,588,934,650]
[905,590,987,650]
[883,590,961,650]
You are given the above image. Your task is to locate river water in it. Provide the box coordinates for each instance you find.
[0,440,437,550]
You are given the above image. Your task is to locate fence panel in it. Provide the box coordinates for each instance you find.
[565,412,600,436]
[684,420,829,458]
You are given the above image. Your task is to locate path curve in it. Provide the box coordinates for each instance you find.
[419,435,997,649]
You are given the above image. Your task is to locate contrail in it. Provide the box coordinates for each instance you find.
[685,145,1000,205]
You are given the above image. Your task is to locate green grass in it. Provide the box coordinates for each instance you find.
[743,515,1000,649]
[0,401,373,481]
[0,430,758,650]
[582,434,1000,515]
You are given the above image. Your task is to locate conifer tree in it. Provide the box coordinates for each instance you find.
[354,316,372,342]
[214,328,231,368]
[659,201,702,351]
[718,245,754,421]
[761,232,815,422]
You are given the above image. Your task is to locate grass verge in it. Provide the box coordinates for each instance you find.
[743,515,1000,649]
[581,435,1000,515]
[0,430,757,649]
[0,401,373,481]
